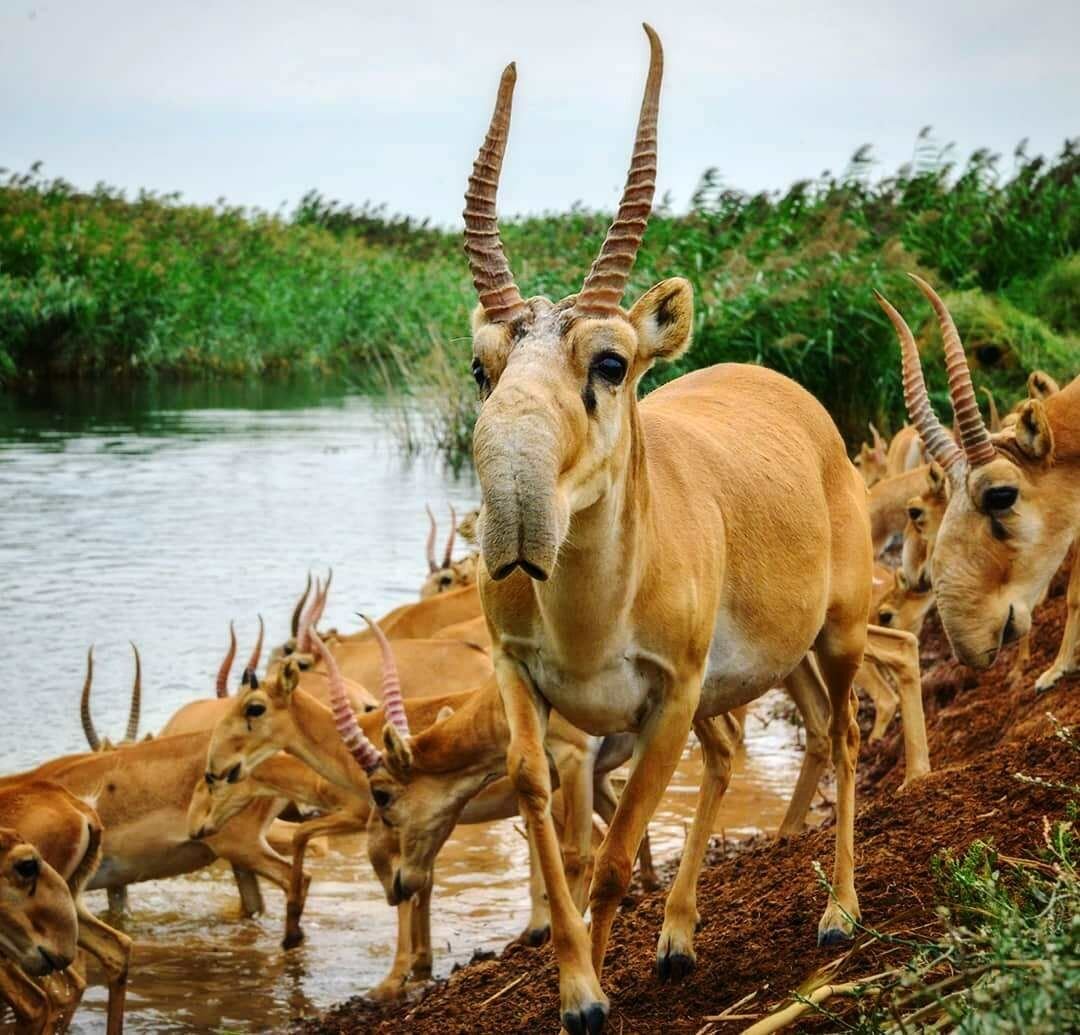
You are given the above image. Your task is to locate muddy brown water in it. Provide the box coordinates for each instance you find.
[0,383,815,1033]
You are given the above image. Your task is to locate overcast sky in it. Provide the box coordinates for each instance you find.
[2,1,1077,225]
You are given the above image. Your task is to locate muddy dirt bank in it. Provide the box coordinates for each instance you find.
[297,583,1078,1035]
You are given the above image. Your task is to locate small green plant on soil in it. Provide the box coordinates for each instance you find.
[765,718,1079,1034]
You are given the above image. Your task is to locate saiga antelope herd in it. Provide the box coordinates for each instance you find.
[3,22,1076,1035]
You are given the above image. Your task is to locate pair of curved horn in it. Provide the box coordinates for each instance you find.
[216,617,265,696]
[296,569,333,654]
[425,504,458,573]
[359,614,409,737]
[310,631,384,774]
[81,643,141,750]
[464,23,663,322]
[291,572,313,638]
[875,274,995,478]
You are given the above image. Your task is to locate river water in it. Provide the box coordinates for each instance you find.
[0,381,815,1033]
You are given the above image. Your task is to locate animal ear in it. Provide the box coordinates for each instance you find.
[629,278,693,363]
[927,462,947,498]
[382,723,413,779]
[1013,400,1054,461]
[1027,370,1060,401]
[435,705,455,724]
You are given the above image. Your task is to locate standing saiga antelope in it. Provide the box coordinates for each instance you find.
[877,281,1079,689]
[358,25,873,1033]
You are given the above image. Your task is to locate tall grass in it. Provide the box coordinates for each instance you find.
[2,133,1077,452]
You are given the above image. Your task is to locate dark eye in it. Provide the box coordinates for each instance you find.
[226,764,242,784]
[471,359,488,390]
[591,352,627,386]
[878,609,894,626]
[983,486,1018,512]
[14,857,39,881]
[372,788,392,809]
[244,702,266,719]
[907,506,924,522]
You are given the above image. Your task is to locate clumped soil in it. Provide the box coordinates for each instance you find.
[298,577,1078,1035]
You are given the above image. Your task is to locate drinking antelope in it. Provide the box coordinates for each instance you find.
[878,282,1078,691]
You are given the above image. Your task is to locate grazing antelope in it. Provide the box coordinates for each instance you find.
[0,827,80,1034]
[877,279,1079,691]
[80,644,144,752]
[900,462,949,589]
[869,464,932,556]
[0,782,131,1034]
[437,26,873,1031]
[875,569,935,639]
[0,733,297,937]
[421,504,480,598]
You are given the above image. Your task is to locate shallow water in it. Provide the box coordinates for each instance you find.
[0,381,813,1033]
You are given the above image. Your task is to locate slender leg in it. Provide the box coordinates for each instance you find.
[807,641,863,944]
[106,885,128,916]
[587,690,697,986]
[595,775,658,890]
[368,899,415,1002]
[655,713,739,981]
[76,901,133,1035]
[852,653,899,742]
[284,810,363,949]
[515,827,552,946]
[0,959,53,1034]
[777,659,832,838]
[1036,550,1080,692]
[864,625,930,784]
[495,656,605,1035]
[232,864,265,916]
[557,742,597,912]
[409,881,434,981]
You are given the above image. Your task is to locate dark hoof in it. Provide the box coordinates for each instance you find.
[282,928,305,950]
[657,951,695,983]
[524,926,550,947]
[562,1002,607,1035]
[817,927,852,947]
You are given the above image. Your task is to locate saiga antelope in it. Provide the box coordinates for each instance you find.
[0,827,80,1034]
[421,503,480,598]
[877,282,1078,690]
[0,783,131,1034]
[426,25,872,1031]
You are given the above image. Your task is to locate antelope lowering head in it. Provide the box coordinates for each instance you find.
[900,461,949,588]
[0,828,78,977]
[467,25,693,582]
[877,279,1080,667]
[875,569,935,636]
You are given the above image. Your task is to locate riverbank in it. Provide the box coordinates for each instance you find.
[296,570,1080,1034]
[3,140,1078,452]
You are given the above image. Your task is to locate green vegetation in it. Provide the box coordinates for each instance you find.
[2,132,1077,452]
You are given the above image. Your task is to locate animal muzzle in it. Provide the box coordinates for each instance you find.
[474,420,562,582]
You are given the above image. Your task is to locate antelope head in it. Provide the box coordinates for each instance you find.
[900,462,949,588]
[0,828,78,976]
[878,279,1080,667]
[875,569,935,636]
[467,25,693,582]
[854,423,888,487]
[420,504,477,598]
[204,658,302,785]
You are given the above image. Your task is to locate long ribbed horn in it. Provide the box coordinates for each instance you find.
[359,614,408,736]
[425,504,438,573]
[463,63,527,323]
[247,615,265,676]
[311,569,332,629]
[126,642,141,742]
[576,24,663,317]
[80,646,100,751]
[442,504,458,570]
[291,572,312,638]
[216,621,237,698]
[310,631,383,774]
[909,274,995,469]
[874,290,963,474]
